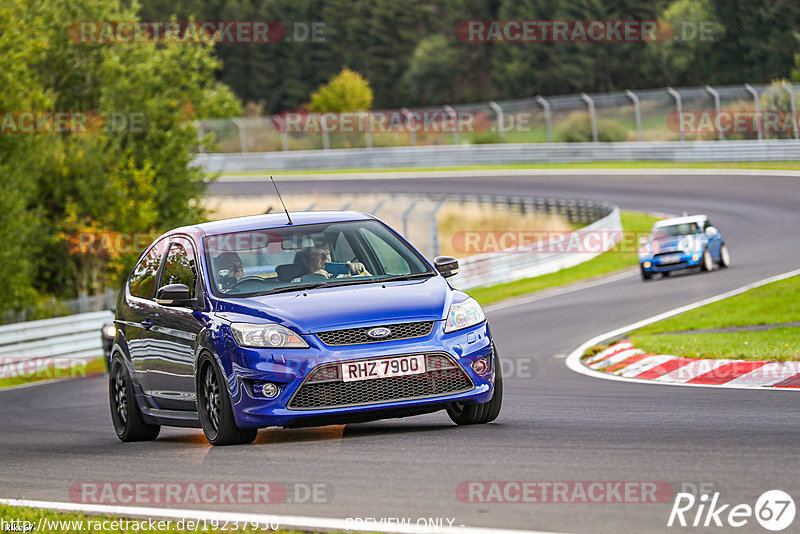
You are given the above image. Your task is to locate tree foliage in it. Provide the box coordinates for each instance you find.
[309,69,373,112]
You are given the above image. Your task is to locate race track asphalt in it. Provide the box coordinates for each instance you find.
[1,172,799,533]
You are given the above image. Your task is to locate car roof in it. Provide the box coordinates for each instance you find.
[653,215,708,228]
[171,211,376,238]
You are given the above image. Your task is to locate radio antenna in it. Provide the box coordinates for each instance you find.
[270,176,293,225]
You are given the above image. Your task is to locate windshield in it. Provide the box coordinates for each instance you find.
[651,222,702,239]
[203,219,434,297]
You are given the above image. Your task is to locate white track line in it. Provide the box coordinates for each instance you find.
[565,267,800,391]
[0,499,567,534]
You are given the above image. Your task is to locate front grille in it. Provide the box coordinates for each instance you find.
[315,321,435,346]
[288,353,473,410]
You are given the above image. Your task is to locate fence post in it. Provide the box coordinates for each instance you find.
[744,84,762,141]
[489,101,505,140]
[401,108,416,146]
[430,197,449,258]
[232,118,248,153]
[705,85,723,141]
[272,116,290,151]
[781,82,799,141]
[371,198,387,216]
[194,121,205,153]
[362,111,373,148]
[580,93,599,143]
[667,87,685,141]
[402,199,418,236]
[444,105,459,144]
[625,90,643,141]
[321,116,331,150]
[535,96,553,142]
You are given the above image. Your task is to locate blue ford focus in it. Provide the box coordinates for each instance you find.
[109,211,501,445]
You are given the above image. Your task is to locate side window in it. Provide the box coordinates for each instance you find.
[361,228,410,275]
[333,232,355,262]
[161,240,197,298]
[129,242,165,299]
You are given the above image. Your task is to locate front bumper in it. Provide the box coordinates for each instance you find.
[225,321,495,428]
[640,251,703,273]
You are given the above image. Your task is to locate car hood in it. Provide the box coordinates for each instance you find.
[652,236,686,252]
[214,276,454,333]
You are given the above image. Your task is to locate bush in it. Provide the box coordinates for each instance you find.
[309,69,373,112]
[471,131,503,144]
[557,112,629,142]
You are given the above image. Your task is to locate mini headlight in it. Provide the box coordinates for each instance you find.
[231,323,308,349]
[444,297,485,333]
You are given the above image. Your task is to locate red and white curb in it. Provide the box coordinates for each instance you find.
[566,267,800,391]
[585,341,800,388]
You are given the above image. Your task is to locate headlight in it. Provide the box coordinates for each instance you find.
[444,297,485,333]
[681,236,703,253]
[102,324,116,339]
[231,323,308,348]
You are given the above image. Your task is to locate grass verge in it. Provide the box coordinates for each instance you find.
[0,503,308,533]
[0,357,105,389]
[629,275,800,361]
[469,211,660,306]
[220,161,800,176]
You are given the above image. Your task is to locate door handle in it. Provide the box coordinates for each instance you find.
[142,319,153,330]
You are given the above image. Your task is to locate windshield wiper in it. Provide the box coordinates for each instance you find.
[377,272,437,283]
[248,282,327,296]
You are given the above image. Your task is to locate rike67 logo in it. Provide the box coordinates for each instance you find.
[668,489,795,531]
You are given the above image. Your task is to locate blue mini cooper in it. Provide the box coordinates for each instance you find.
[109,212,501,445]
[638,215,730,281]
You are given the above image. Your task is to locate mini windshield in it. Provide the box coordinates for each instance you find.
[652,222,702,239]
[204,219,434,297]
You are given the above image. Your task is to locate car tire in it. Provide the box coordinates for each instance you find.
[700,248,714,272]
[447,348,503,425]
[718,244,731,268]
[197,354,258,446]
[109,356,160,442]
[640,267,653,281]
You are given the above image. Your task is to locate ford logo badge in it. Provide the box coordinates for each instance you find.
[367,327,391,339]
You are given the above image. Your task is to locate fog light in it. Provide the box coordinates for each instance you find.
[260,382,279,398]
[472,357,489,374]
[692,254,700,262]
[643,261,652,268]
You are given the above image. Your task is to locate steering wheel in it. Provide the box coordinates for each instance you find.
[237,275,266,283]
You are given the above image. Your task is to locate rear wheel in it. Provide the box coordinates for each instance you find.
[447,350,503,425]
[718,244,731,268]
[701,248,714,272]
[197,355,257,446]
[109,356,160,442]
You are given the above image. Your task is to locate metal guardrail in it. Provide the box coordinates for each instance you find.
[0,311,111,377]
[453,203,621,290]
[195,139,800,172]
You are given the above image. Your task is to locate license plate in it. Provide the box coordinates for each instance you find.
[341,355,426,382]
[659,254,682,265]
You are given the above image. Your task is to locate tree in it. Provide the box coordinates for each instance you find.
[308,69,373,112]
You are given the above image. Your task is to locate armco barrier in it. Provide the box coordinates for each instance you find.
[452,205,621,290]
[0,311,111,376]
[194,140,800,172]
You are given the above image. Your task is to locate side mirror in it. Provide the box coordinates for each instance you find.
[155,283,194,307]
[705,226,719,236]
[434,256,459,278]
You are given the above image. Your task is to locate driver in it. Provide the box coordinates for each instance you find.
[215,252,244,290]
[294,246,370,281]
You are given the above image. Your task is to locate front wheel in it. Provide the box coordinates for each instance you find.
[640,267,653,281]
[109,356,160,442]
[447,350,503,425]
[718,244,731,268]
[700,248,714,272]
[197,355,257,446]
